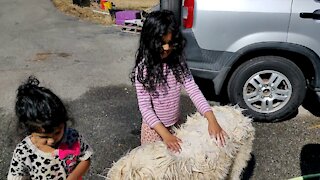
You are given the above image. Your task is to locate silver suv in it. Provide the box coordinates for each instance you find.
[161,0,320,121]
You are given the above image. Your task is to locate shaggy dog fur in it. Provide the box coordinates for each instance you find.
[106,106,255,180]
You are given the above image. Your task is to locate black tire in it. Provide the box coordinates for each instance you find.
[227,56,306,121]
[160,0,182,25]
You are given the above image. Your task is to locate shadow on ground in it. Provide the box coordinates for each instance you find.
[299,144,320,179]
[241,154,256,180]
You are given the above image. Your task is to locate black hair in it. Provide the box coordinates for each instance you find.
[130,10,190,96]
[15,76,69,134]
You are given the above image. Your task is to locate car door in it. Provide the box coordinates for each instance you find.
[193,0,292,52]
[288,0,320,57]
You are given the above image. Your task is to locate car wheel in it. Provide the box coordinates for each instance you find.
[228,56,306,121]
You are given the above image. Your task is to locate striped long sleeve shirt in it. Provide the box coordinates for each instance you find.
[135,64,211,128]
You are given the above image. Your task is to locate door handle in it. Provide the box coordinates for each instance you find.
[300,9,320,19]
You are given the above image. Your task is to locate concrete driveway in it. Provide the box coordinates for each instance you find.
[0,0,139,178]
[1,0,320,179]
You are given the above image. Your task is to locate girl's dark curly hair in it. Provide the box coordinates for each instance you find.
[15,76,69,134]
[130,10,190,95]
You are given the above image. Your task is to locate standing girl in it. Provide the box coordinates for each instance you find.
[8,76,93,180]
[131,10,227,153]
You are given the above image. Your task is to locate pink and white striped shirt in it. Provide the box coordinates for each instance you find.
[135,64,211,128]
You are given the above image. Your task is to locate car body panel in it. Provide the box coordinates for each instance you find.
[193,0,292,52]
[288,0,320,57]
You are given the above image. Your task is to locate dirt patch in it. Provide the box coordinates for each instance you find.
[32,52,72,61]
[51,0,159,25]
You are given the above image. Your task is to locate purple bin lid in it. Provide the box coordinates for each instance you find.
[115,10,140,21]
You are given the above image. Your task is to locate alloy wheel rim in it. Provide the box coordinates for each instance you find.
[242,70,292,113]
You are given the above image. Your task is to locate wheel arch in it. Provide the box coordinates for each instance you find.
[218,42,320,100]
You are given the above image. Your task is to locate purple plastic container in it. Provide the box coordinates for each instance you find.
[115,10,140,25]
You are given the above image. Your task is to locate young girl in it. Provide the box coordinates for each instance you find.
[8,76,93,180]
[131,10,227,153]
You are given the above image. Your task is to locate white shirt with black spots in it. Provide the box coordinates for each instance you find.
[7,128,93,180]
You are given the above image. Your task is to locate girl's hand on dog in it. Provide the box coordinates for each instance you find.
[163,133,182,153]
[208,121,228,147]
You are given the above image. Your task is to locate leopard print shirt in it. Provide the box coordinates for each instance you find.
[7,128,93,180]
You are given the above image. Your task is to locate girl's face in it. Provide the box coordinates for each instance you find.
[161,32,173,59]
[31,123,65,148]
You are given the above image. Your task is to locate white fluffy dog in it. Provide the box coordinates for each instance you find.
[106,106,255,180]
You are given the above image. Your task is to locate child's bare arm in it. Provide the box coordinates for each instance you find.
[66,159,91,180]
[153,123,182,153]
[204,111,228,146]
